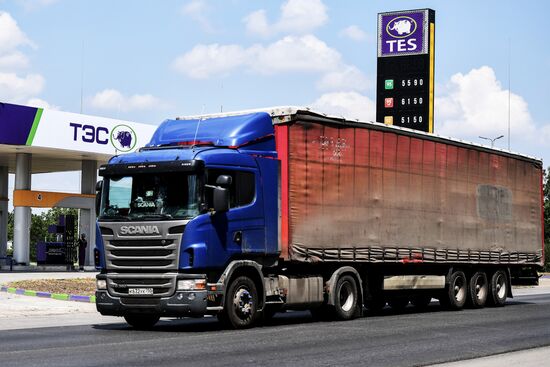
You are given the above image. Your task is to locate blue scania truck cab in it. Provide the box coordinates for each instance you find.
[95,109,309,329]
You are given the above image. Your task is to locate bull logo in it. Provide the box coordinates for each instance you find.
[386,16,417,38]
[116,131,132,148]
[110,124,137,152]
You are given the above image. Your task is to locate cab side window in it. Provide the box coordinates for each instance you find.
[206,169,255,208]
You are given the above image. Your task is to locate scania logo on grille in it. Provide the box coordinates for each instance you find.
[119,225,160,235]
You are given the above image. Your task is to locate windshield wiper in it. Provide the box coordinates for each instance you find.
[131,213,173,220]
[98,215,130,222]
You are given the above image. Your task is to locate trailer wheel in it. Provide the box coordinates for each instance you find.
[334,275,359,320]
[124,314,160,330]
[468,271,488,308]
[220,276,259,329]
[440,270,467,310]
[411,295,432,310]
[387,296,409,312]
[488,270,508,307]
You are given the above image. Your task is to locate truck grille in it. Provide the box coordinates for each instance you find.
[100,221,187,298]
[105,239,179,270]
[107,273,177,298]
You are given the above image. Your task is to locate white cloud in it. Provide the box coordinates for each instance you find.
[172,35,341,78]
[26,97,59,110]
[0,72,44,102]
[310,91,376,122]
[435,66,536,140]
[339,25,367,42]
[0,11,52,106]
[181,0,214,33]
[173,34,372,93]
[0,51,29,70]
[253,35,340,74]
[89,89,165,112]
[316,65,370,92]
[16,0,59,12]
[173,35,344,78]
[172,43,249,79]
[0,11,34,70]
[243,10,270,38]
[244,0,328,37]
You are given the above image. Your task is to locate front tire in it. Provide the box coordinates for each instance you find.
[220,276,259,329]
[124,314,160,330]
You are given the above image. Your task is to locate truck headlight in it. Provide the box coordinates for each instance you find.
[97,279,107,290]
[177,279,206,290]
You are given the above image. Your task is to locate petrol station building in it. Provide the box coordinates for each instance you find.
[0,102,156,266]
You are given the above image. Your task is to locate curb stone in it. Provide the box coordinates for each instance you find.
[0,285,95,303]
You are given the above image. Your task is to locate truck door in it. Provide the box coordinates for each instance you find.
[207,168,265,261]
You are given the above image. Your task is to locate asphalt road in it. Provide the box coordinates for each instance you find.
[1,292,550,367]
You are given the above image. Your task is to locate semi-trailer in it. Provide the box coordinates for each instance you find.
[94,107,544,329]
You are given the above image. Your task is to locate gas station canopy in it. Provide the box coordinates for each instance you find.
[0,102,157,173]
[0,101,158,266]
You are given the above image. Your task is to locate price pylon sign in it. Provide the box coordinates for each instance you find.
[376,9,435,133]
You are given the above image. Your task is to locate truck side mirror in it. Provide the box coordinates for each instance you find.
[95,180,103,217]
[216,175,232,186]
[213,187,230,212]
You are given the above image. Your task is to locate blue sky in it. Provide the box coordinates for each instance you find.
[0,0,549,199]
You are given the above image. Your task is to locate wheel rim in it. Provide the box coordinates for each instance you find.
[339,281,355,312]
[453,275,466,303]
[474,275,488,302]
[233,287,253,319]
[495,273,506,299]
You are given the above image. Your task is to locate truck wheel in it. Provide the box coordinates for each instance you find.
[440,270,467,310]
[468,271,488,308]
[334,275,359,320]
[124,314,160,330]
[220,276,259,329]
[411,295,432,310]
[387,296,409,312]
[488,270,507,307]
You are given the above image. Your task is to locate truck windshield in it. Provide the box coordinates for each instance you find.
[99,173,200,221]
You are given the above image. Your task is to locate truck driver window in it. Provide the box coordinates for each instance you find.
[207,169,255,208]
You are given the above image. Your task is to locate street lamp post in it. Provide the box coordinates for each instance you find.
[479,135,504,148]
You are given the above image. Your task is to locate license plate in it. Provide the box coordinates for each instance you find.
[128,288,154,295]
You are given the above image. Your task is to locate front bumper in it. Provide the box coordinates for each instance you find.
[95,273,208,317]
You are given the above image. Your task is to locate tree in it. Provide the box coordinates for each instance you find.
[544,169,550,271]
[7,208,79,262]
